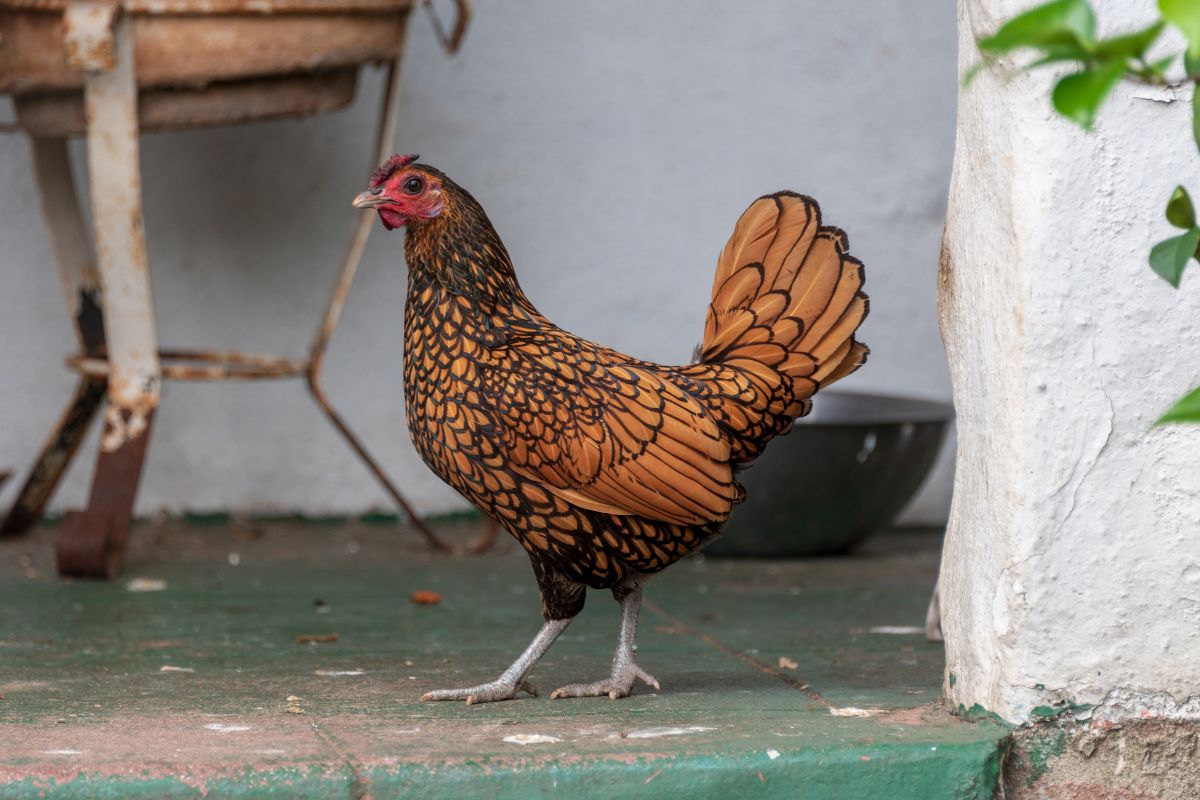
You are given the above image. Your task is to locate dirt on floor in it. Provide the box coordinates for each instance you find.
[1005,718,1200,800]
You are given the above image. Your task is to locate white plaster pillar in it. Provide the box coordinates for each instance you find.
[940,0,1200,723]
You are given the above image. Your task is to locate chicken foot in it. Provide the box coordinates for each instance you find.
[420,618,571,705]
[551,587,660,700]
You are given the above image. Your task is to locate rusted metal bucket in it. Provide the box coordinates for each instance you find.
[0,0,419,134]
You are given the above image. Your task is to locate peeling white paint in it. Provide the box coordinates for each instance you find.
[829,707,881,718]
[766,749,781,760]
[1129,86,1182,104]
[624,726,716,739]
[314,670,364,677]
[204,723,250,733]
[503,734,562,745]
[1083,688,1200,725]
[125,578,166,592]
[158,665,194,673]
[868,626,924,635]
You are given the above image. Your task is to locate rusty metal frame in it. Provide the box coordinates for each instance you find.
[80,5,161,453]
[1,0,496,571]
[53,2,159,576]
[0,137,107,538]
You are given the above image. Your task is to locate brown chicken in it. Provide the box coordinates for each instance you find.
[353,154,869,704]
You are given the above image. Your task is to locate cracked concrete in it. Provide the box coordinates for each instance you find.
[1006,717,1200,800]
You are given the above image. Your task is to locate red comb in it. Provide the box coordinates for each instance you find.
[370,153,419,187]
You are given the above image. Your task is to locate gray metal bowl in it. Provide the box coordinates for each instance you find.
[704,391,953,557]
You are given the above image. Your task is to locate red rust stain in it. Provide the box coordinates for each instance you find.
[409,590,441,605]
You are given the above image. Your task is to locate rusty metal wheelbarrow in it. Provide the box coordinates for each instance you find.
[0,0,493,578]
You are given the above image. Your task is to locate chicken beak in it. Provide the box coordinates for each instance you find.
[352,189,388,209]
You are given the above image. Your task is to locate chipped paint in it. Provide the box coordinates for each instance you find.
[830,707,883,718]
[125,577,166,592]
[1082,689,1200,726]
[62,0,120,71]
[81,10,161,453]
[624,726,716,739]
[502,734,562,745]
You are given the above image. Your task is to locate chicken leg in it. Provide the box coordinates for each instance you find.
[551,586,660,700]
[420,618,570,705]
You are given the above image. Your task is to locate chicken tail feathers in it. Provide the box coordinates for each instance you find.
[697,192,869,457]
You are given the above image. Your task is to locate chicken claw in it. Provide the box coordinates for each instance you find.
[420,619,570,705]
[551,664,660,700]
[552,586,659,700]
[421,679,538,705]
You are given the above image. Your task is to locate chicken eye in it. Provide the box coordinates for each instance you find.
[402,176,425,195]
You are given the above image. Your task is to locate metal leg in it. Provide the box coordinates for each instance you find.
[1,379,107,537]
[57,410,155,578]
[1,137,109,538]
[8,7,491,565]
[304,57,496,555]
[54,8,160,578]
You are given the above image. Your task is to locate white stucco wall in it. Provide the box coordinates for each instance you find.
[0,1,957,521]
[940,0,1200,723]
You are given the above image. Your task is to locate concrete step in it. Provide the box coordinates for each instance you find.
[0,521,1006,799]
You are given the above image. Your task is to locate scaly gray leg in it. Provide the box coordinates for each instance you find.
[551,587,660,700]
[421,618,571,705]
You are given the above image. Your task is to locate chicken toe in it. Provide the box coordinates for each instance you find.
[421,679,538,705]
[550,663,660,700]
[419,618,569,705]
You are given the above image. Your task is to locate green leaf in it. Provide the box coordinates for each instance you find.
[1156,385,1200,425]
[1028,41,1097,68]
[1148,54,1177,77]
[1051,59,1128,129]
[1194,83,1200,152]
[962,61,986,86]
[979,0,1096,55]
[1187,50,1200,77]
[1161,0,1200,59]
[1148,227,1200,287]
[1167,186,1196,229]
[1095,21,1166,59]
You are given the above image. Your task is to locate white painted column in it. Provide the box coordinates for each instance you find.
[940,0,1200,723]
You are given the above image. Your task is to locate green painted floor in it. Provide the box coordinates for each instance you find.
[0,520,1005,799]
